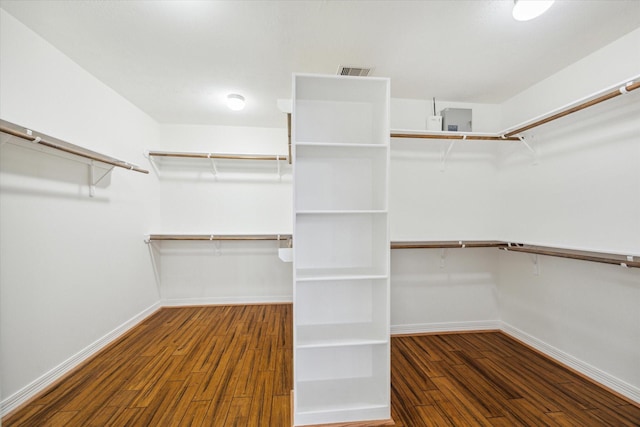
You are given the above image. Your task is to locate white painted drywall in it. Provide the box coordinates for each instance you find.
[389,28,640,404]
[391,248,500,332]
[498,252,640,398]
[496,29,640,399]
[154,124,293,303]
[0,9,160,411]
[390,138,501,241]
[501,27,640,132]
[389,107,502,334]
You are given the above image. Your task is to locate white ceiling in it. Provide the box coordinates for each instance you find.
[1,0,639,128]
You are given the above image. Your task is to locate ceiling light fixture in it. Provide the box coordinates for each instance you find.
[227,94,245,111]
[512,0,555,21]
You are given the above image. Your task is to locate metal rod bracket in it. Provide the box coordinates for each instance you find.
[440,137,461,171]
[517,135,538,165]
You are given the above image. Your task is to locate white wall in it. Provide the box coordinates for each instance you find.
[390,27,640,402]
[501,28,640,131]
[499,253,640,400]
[496,29,640,401]
[391,248,500,333]
[389,104,503,333]
[153,124,293,304]
[0,9,160,414]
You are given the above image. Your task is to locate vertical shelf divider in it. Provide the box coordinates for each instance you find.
[292,74,391,426]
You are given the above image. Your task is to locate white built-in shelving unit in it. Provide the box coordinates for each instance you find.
[292,74,391,426]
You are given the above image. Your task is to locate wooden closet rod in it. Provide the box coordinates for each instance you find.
[390,79,638,141]
[391,133,520,141]
[391,240,506,249]
[503,80,640,137]
[499,245,640,268]
[0,121,149,174]
[146,234,292,242]
[147,151,288,161]
[391,240,639,269]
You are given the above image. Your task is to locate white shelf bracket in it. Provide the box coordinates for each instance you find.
[619,82,633,95]
[276,154,282,180]
[89,161,114,197]
[146,237,162,290]
[144,151,161,176]
[529,253,540,276]
[440,248,448,268]
[517,135,538,165]
[211,236,221,256]
[208,154,218,177]
[621,255,634,268]
[440,137,462,172]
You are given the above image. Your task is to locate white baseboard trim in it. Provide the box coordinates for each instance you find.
[501,322,640,404]
[0,301,161,418]
[391,320,501,336]
[161,295,293,306]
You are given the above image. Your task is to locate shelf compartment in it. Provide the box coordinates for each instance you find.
[294,75,389,146]
[295,144,388,211]
[295,212,388,279]
[296,343,388,382]
[295,344,389,424]
[295,378,389,425]
[296,278,388,347]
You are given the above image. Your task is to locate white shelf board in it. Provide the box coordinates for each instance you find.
[295,142,388,148]
[296,210,387,215]
[390,128,503,138]
[296,323,387,348]
[295,377,388,414]
[296,271,388,282]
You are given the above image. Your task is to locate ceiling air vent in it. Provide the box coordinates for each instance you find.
[337,66,372,77]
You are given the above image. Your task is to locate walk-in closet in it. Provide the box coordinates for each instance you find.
[1,1,639,426]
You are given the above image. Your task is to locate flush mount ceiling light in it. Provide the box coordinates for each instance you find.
[513,0,555,21]
[227,94,245,111]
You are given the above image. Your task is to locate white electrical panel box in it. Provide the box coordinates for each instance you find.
[441,108,472,132]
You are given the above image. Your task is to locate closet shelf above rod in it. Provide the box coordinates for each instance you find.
[390,240,639,268]
[0,119,149,174]
[146,234,292,242]
[502,79,640,137]
[499,244,640,269]
[389,77,639,142]
[146,150,289,161]
[391,132,520,141]
[391,240,506,249]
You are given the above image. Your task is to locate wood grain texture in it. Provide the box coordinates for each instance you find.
[4,305,639,426]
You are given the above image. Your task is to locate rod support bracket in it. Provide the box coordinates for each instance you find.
[440,138,459,172]
[439,248,447,268]
[517,135,538,165]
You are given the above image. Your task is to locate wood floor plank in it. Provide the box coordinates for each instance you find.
[224,397,251,427]
[5,305,640,427]
[274,348,293,396]
[85,405,125,427]
[246,369,275,427]
[415,404,454,426]
[503,398,562,427]
[40,410,79,427]
[431,376,494,426]
[179,400,210,427]
[271,394,291,427]
[393,337,444,382]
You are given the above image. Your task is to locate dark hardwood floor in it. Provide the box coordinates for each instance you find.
[4,304,639,426]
